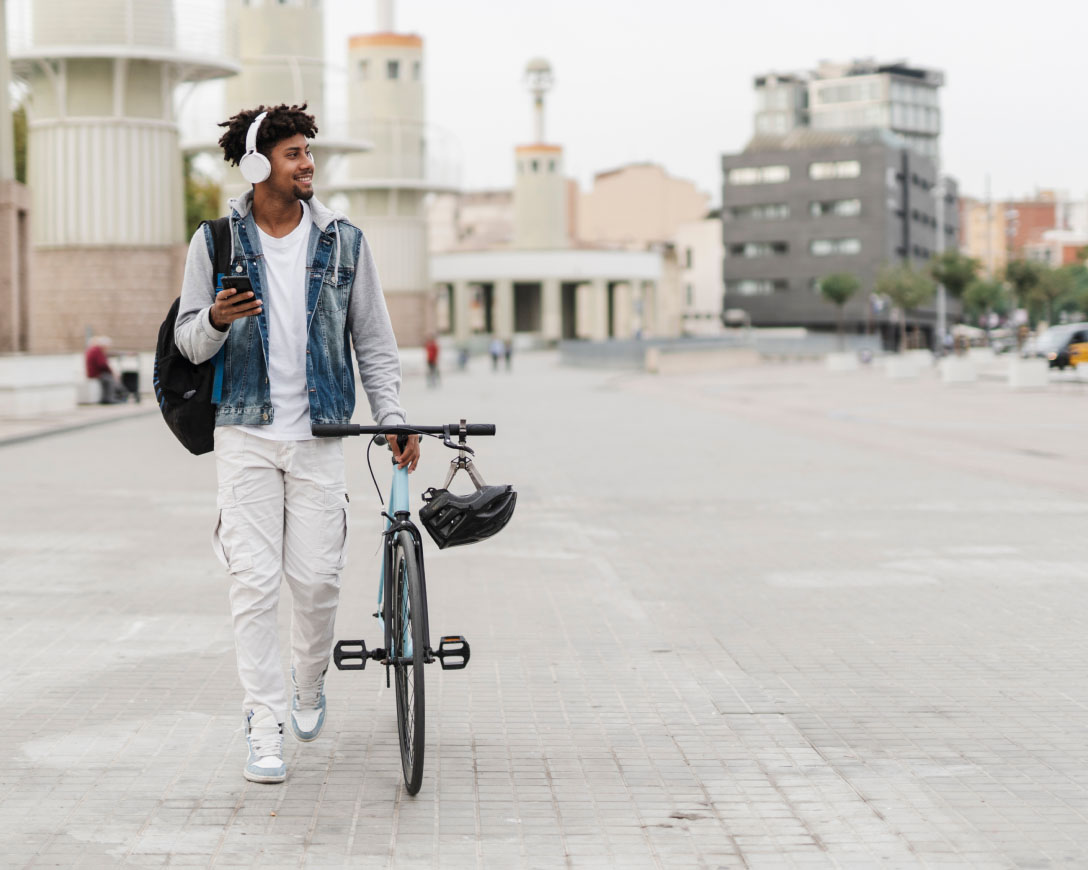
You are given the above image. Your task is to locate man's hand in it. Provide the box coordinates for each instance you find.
[388,434,420,472]
[209,288,262,331]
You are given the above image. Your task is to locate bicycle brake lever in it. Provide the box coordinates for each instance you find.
[441,432,474,454]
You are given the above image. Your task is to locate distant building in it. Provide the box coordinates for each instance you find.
[576,163,710,249]
[674,213,724,336]
[958,190,1086,277]
[430,60,669,345]
[754,58,944,165]
[721,129,958,347]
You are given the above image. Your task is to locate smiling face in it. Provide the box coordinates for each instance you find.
[264,133,315,202]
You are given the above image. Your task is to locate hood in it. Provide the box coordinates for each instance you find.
[228,189,347,233]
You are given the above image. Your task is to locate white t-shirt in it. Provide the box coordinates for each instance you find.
[238,201,313,441]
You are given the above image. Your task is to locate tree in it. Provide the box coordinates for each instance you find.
[1004,259,1044,310]
[818,272,860,350]
[13,104,27,184]
[875,264,936,352]
[962,279,1008,343]
[184,154,221,239]
[1030,266,1075,326]
[928,249,979,299]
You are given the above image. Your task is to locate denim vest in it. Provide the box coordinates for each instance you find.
[205,210,361,427]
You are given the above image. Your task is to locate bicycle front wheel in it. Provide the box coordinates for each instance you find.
[391,530,426,794]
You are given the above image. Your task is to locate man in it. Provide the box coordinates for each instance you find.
[85,336,128,403]
[174,104,420,784]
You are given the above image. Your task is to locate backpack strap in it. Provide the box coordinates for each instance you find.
[201,216,233,405]
[201,216,233,282]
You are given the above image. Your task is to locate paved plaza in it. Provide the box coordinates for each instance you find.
[2,352,1088,869]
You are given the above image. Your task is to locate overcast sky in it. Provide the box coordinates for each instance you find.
[319,0,1088,206]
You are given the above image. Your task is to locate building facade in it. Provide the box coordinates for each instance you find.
[576,163,710,249]
[720,129,958,345]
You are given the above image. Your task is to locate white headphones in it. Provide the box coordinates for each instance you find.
[239,111,271,184]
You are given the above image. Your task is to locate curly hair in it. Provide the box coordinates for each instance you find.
[217,103,318,166]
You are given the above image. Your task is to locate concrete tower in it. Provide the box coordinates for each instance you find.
[514,58,567,250]
[225,0,325,120]
[334,0,437,346]
[0,0,13,181]
[0,0,32,354]
[9,0,236,351]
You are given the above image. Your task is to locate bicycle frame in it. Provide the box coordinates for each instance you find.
[379,465,432,671]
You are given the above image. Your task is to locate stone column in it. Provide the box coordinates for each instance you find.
[590,278,609,341]
[541,277,561,342]
[494,278,514,339]
[452,280,472,344]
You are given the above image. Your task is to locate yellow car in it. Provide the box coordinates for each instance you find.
[1069,342,1088,369]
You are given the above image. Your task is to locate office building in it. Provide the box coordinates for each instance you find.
[721,128,958,346]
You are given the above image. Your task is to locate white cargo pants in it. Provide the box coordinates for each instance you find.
[212,427,349,723]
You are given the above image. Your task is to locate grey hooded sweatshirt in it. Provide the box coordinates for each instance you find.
[173,191,407,429]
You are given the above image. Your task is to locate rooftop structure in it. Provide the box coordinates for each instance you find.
[754,58,944,164]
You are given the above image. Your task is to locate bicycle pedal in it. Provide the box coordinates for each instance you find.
[334,639,369,670]
[436,635,470,670]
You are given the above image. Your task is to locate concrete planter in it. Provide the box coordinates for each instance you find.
[825,352,858,372]
[1008,358,1049,390]
[885,355,921,379]
[940,357,977,383]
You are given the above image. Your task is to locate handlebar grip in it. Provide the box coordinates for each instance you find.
[457,424,496,436]
[312,423,361,437]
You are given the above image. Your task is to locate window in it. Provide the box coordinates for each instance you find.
[413,61,421,81]
[357,60,369,81]
[810,199,861,217]
[729,203,789,221]
[531,159,539,172]
[686,285,694,306]
[387,60,400,80]
[725,279,789,296]
[549,160,556,172]
[810,238,861,256]
[809,160,861,180]
[727,165,789,185]
[727,242,788,258]
[685,248,693,268]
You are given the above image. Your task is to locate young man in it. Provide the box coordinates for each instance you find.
[175,104,420,784]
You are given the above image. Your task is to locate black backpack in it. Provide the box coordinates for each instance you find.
[153,217,231,455]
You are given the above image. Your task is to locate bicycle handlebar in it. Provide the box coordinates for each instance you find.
[312,423,496,438]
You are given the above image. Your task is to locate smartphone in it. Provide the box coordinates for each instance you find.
[220,275,252,295]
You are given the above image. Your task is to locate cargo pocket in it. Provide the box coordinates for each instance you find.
[212,484,254,574]
[318,488,349,574]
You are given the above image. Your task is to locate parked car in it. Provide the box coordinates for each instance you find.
[1033,323,1088,369]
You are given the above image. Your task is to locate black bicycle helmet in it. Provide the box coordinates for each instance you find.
[418,484,517,549]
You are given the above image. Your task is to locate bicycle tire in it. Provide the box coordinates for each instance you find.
[391,530,426,794]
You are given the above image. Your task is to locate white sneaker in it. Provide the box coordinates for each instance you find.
[244,707,286,783]
[290,667,327,742]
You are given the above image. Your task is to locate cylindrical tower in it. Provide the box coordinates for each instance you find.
[0,0,13,181]
[514,59,567,250]
[8,0,236,351]
[225,0,325,119]
[337,16,433,346]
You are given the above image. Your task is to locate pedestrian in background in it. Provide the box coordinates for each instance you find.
[424,334,440,387]
[489,336,503,371]
[504,338,513,371]
[85,336,130,404]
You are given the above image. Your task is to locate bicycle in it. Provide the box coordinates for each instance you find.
[312,420,500,794]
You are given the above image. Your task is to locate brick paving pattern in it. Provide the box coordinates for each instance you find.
[2,354,1087,868]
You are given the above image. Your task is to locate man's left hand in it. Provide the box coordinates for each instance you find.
[388,434,420,472]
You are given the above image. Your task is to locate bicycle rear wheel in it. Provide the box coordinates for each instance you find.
[391,530,425,794]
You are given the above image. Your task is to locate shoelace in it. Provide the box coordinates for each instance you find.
[295,672,326,710]
[249,722,283,758]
